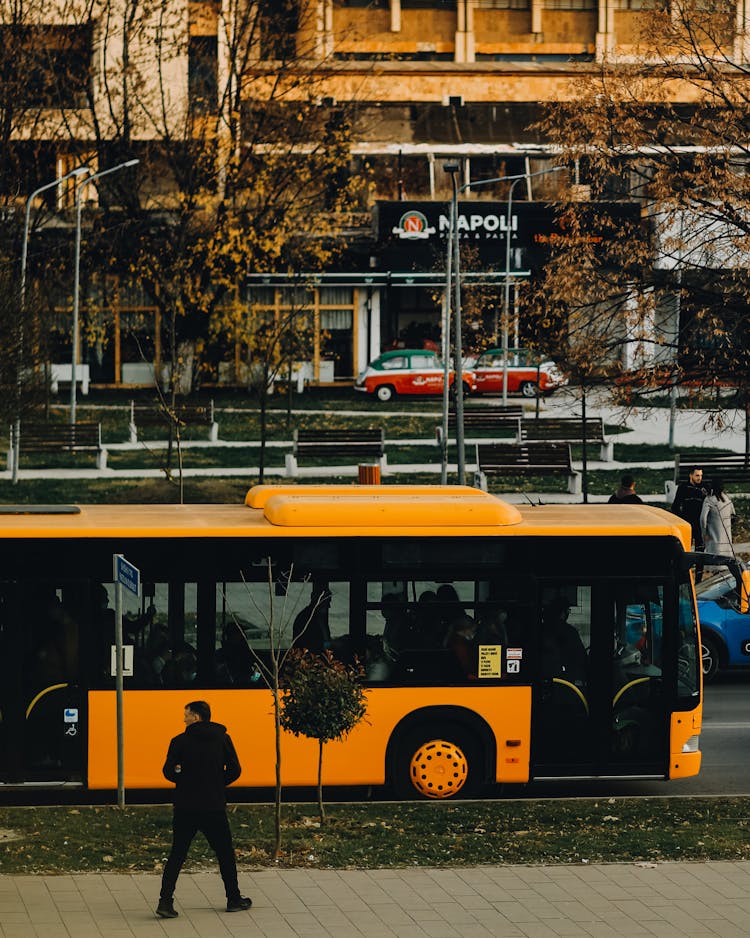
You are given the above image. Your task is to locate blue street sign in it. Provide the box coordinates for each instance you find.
[114,554,141,597]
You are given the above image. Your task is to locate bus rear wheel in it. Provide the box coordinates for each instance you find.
[393,724,481,800]
[520,380,539,398]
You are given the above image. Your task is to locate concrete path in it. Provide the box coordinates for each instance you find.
[2,862,750,937]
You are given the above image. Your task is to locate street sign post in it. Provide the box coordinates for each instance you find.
[112,554,140,807]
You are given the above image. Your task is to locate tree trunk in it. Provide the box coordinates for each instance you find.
[259,377,268,484]
[317,739,325,826]
[272,687,282,858]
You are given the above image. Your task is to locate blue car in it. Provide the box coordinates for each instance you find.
[696,570,750,681]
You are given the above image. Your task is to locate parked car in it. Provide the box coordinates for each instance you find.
[466,348,567,398]
[354,349,476,403]
[696,570,750,681]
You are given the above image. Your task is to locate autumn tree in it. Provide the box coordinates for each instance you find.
[0,0,88,438]
[225,564,335,858]
[280,649,367,826]
[49,0,362,491]
[530,0,750,450]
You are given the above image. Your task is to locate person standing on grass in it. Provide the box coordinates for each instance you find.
[671,466,708,550]
[156,700,252,919]
[608,473,643,504]
[700,476,735,558]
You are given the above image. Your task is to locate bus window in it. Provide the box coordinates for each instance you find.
[108,581,198,689]
[535,585,592,765]
[539,587,589,689]
[216,578,351,683]
[610,583,665,761]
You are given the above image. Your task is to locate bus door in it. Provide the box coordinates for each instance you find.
[532,580,666,778]
[0,580,84,784]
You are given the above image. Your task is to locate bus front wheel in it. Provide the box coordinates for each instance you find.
[393,724,481,800]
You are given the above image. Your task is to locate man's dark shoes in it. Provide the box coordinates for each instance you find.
[156,898,178,918]
[226,896,252,912]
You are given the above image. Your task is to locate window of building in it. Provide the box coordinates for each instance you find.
[543,0,596,9]
[244,285,356,382]
[400,0,455,7]
[4,25,92,108]
[478,0,531,7]
[258,0,299,60]
[365,154,432,200]
[188,35,218,113]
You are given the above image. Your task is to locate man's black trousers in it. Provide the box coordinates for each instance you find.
[160,808,240,900]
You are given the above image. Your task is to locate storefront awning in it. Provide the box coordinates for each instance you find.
[247,270,529,289]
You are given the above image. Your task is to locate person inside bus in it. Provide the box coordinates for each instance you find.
[446,613,479,678]
[436,584,475,645]
[540,598,588,687]
[434,584,478,677]
[414,589,437,640]
[292,581,332,654]
[28,587,78,688]
[216,625,256,686]
[476,604,509,647]
[381,598,412,660]
[162,641,198,687]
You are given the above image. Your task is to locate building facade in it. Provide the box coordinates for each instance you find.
[2,0,739,389]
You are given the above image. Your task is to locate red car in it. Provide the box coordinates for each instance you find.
[354,349,476,402]
[469,348,567,398]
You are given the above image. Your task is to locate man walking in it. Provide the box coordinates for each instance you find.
[157,700,252,919]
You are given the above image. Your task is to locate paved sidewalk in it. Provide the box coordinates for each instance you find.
[2,862,750,937]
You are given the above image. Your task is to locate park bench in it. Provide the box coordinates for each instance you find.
[128,399,218,443]
[517,417,613,461]
[7,421,107,470]
[474,442,581,495]
[436,405,523,442]
[666,452,750,504]
[285,428,386,477]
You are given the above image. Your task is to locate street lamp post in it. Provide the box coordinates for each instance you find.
[501,167,564,405]
[13,165,89,483]
[70,159,139,424]
[440,172,456,485]
[443,163,563,481]
[502,175,525,406]
[446,164,466,484]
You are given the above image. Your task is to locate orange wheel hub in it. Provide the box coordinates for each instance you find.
[408,738,468,799]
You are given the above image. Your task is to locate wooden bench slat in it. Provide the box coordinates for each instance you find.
[287,427,386,477]
[674,453,750,485]
[128,400,218,443]
[9,422,107,470]
[518,417,613,461]
[475,443,581,495]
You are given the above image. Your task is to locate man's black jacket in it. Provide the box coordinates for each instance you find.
[162,720,241,811]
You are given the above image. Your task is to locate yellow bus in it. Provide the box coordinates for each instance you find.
[0,485,718,799]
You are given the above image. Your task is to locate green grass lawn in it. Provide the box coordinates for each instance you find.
[1,798,750,873]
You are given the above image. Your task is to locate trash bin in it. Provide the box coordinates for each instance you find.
[358,463,381,485]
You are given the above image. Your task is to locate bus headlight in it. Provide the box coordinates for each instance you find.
[682,734,700,753]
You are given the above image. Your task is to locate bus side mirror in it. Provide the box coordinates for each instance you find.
[741,571,750,614]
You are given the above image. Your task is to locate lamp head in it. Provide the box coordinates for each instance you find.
[444,162,460,173]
